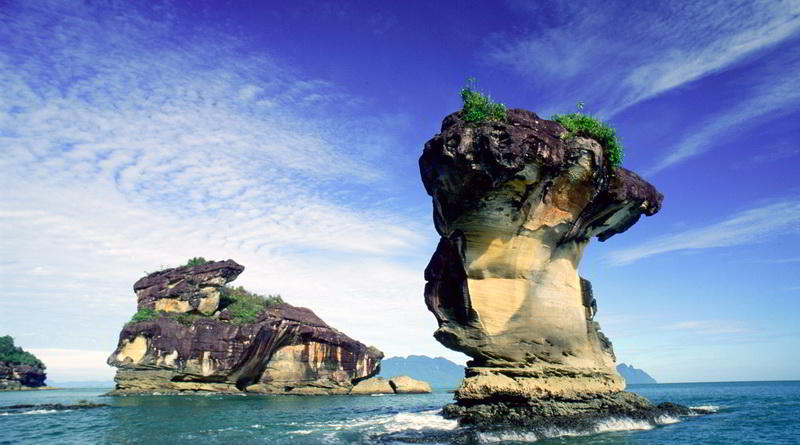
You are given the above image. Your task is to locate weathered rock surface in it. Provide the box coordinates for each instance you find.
[442,391,700,427]
[350,375,433,395]
[108,262,383,395]
[0,363,46,390]
[350,377,395,394]
[389,375,432,394]
[134,260,244,315]
[419,109,671,424]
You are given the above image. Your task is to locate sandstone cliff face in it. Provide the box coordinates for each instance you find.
[108,260,383,395]
[420,109,664,420]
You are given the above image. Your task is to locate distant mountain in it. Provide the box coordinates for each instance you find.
[617,363,657,384]
[378,355,465,389]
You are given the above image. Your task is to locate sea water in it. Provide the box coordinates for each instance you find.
[1,381,798,444]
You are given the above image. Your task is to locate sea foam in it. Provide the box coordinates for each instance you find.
[476,415,680,443]
[293,409,458,437]
[690,405,721,413]
[0,409,69,416]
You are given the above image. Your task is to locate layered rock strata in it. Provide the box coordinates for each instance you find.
[108,260,383,395]
[135,260,244,315]
[419,109,677,424]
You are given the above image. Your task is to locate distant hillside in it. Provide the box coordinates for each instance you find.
[378,355,465,389]
[617,363,657,384]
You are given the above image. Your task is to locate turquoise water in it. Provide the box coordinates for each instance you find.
[1,381,798,444]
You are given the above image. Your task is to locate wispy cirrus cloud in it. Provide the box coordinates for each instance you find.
[607,198,800,265]
[487,0,800,115]
[662,320,750,336]
[0,1,458,373]
[772,257,800,264]
[644,50,800,175]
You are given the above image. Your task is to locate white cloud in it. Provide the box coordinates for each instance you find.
[486,0,800,114]
[0,1,462,367]
[26,349,116,382]
[607,198,800,265]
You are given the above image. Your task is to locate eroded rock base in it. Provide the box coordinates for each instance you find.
[374,396,712,444]
[455,365,624,403]
[107,370,241,395]
[442,391,704,427]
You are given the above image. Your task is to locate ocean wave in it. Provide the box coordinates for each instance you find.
[476,416,680,443]
[292,409,458,437]
[382,411,459,433]
[0,409,71,416]
[690,405,721,413]
[593,417,656,432]
[655,414,681,424]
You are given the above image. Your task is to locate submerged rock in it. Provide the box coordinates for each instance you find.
[419,109,674,424]
[108,261,383,395]
[0,402,108,414]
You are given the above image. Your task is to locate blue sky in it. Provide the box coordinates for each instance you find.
[1,0,798,383]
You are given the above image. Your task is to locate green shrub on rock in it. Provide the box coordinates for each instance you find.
[174,313,205,326]
[460,77,507,123]
[129,308,159,324]
[219,285,285,324]
[184,257,208,267]
[552,111,625,168]
[0,336,45,368]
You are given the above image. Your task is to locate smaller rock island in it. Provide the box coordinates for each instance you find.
[107,258,384,395]
[351,375,432,394]
[0,336,47,390]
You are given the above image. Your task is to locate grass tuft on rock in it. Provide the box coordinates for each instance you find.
[552,111,624,168]
[219,286,285,324]
[460,77,507,123]
[129,308,159,324]
[126,285,286,326]
[183,257,209,267]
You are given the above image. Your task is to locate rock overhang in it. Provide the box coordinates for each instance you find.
[419,107,678,425]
